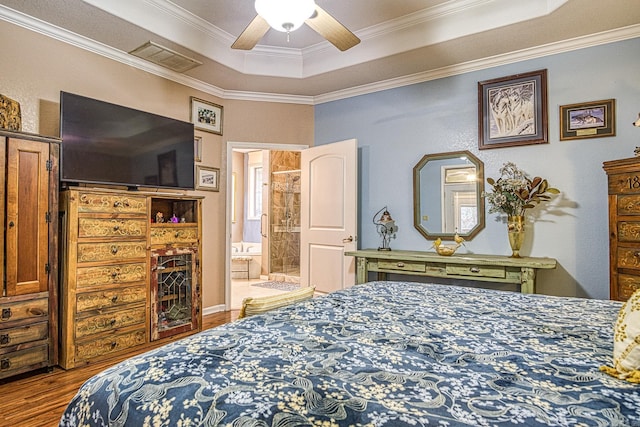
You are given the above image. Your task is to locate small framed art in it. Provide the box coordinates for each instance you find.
[478,69,548,150]
[559,99,615,140]
[190,97,223,135]
[194,135,202,162]
[195,165,219,192]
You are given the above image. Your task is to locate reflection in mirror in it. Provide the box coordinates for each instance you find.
[413,150,485,241]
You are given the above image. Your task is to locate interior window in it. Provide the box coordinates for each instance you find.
[248,165,262,219]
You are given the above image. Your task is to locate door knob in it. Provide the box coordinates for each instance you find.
[342,235,354,243]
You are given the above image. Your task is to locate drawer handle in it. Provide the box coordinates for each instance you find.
[111,271,118,279]
[175,231,181,238]
[113,201,121,208]
[396,262,405,268]
[0,358,10,370]
[110,245,119,254]
[111,296,118,303]
[0,334,9,345]
[113,225,120,231]
[110,319,117,326]
[634,252,640,258]
[110,342,117,349]
[470,267,480,273]
[1,308,11,320]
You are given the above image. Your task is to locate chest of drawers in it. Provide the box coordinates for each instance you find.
[603,157,640,300]
[59,190,149,369]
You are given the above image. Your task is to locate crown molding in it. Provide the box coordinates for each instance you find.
[78,0,574,79]
[1,5,638,106]
[313,24,640,104]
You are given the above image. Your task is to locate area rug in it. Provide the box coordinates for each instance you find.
[251,281,300,292]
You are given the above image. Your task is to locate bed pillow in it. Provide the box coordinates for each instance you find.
[601,288,640,383]
[238,286,315,319]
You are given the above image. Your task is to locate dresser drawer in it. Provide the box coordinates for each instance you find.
[618,222,640,242]
[78,217,147,239]
[446,264,506,278]
[377,259,426,273]
[617,247,640,269]
[0,344,48,375]
[75,328,146,362]
[0,322,48,348]
[75,305,146,339]
[0,298,48,325]
[150,226,198,245]
[76,262,147,288]
[77,241,147,263]
[618,195,640,215]
[609,172,640,195]
[77,192,147,214]
[618,273,640,300]
[77,285,147,313]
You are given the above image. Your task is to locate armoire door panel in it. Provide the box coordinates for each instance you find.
[6,138,50,296]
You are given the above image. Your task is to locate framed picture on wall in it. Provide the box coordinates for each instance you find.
[194,135,202,162]
[559,99,616,140]
[190,97,223,135]
[195,165,219,191]
[478,69,548,150]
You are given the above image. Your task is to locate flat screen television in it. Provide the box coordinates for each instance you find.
[60,91,195,190]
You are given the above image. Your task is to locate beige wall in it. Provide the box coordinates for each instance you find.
[0,20,314,309]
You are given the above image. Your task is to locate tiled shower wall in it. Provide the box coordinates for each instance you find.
[269,151,301,281]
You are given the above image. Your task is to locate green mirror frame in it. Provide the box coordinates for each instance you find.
[413,150,485,241]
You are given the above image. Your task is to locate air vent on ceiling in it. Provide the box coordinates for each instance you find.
[129,41,202,73]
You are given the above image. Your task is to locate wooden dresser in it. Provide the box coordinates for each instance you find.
[603,157,640,301]
[0,130,60,380]
[59,188,202,369]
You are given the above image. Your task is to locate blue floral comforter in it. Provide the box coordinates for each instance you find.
[60,281,640,426]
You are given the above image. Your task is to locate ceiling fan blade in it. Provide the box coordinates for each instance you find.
[305,5,360,51]
[231,15,270,50]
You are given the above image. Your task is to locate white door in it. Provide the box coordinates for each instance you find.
[300,139,357,293]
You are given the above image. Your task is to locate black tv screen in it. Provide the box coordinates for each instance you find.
[60,91,195,190]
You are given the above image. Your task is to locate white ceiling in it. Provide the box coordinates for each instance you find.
[1,0,639,104]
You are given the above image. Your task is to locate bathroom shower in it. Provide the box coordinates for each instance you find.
[269,167,301,283]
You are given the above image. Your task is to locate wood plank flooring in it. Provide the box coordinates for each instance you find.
[0,310,239,427]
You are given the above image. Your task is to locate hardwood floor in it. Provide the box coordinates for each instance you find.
[0,310,239,427]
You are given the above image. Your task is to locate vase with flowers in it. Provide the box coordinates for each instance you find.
[483,162,560,257]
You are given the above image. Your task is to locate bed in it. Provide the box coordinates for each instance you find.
[59,281,640,426]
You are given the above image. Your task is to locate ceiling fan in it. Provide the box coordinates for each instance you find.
[231,0,360,52]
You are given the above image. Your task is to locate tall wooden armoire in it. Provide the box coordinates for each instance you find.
[0,130,59,379]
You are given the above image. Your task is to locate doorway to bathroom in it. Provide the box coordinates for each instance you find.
[228,144,307,309]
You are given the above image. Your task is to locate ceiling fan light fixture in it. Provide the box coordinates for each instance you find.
[254,0,316,33]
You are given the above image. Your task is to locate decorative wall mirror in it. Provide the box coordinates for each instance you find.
[413,150,485,241]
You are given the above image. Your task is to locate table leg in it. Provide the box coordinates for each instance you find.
[521,267,536,294]
[355,257,367,284]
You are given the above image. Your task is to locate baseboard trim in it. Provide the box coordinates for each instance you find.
[203,304,226,316]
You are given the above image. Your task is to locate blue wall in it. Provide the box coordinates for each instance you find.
[314,37,640,299]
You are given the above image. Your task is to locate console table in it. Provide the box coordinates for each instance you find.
[345,250,557,294]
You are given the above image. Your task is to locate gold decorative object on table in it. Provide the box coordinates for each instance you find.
[432,233,465,256]
[483,162,560,258]
[507,215,525,258]
[0,94,21,131]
